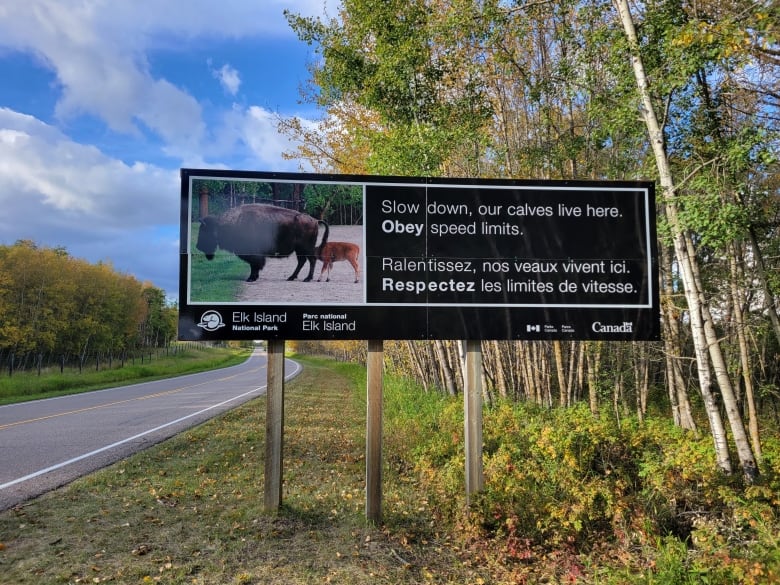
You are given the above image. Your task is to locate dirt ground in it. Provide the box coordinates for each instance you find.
[236,225,365,305]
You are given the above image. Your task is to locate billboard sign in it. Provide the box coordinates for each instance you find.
[179,170,659,341]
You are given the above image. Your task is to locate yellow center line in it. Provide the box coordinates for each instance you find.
[0,367,266,432]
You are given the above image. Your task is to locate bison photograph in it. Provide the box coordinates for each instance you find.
[188,178,364,305]
[196,204,329,283]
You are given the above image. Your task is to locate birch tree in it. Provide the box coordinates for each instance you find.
[613,0,757,481]
[282,0,779,471]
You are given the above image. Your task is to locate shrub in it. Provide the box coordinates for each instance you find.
[472,403,643,548]
[381,378,780,582]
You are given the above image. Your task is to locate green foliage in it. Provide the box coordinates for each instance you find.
[301,183,363,224]
[192,178,277,217]
[139,286,176,347]
[677,191,750,248]
[286,0,493,177]
[471,403,645,547]
[0,241,171,363]
[3,354,777,583]
[0,356,494,584]
[193,179,363,225]
[367,122,457,176]
[379,378,780,582]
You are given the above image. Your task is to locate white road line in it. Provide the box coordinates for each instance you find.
[0,358,302,491]
[0,386,265,490]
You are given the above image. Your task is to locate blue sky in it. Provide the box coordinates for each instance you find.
[0,1,339,298]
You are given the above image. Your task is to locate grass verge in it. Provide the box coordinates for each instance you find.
[0,354,486,584]
[6,353,773,583]
[0,345,250,405]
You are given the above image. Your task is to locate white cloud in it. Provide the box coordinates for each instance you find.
[0,1,334,157]
[0,108,178,224]
[211,63,241,96]
[241,106,312,171]
[0,1,338,293]
[0,107,182,293]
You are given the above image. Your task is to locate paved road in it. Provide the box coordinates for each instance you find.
[0,349,299,511]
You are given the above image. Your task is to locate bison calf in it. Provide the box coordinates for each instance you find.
[316,241,361,283]
[196,204,329,282]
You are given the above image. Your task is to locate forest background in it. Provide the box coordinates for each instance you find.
[283,0,780,580]
[1,0,778,581]
[281,0,779,478]
[0,240,177,374]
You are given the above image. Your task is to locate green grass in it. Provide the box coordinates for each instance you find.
[0,345,250,405]
[0,354,486,585]
[189,222,247,302]
[4,353,777,584]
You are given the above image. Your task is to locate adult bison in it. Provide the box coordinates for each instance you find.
[196,204,329,282]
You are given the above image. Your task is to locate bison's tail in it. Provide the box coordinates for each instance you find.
[317,220,330,250]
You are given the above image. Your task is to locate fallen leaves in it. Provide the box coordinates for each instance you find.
[132,544,152,556]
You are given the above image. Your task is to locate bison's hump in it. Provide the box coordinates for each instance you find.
[219,204,316,227]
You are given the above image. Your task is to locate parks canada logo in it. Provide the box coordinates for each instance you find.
[197,310,226,332]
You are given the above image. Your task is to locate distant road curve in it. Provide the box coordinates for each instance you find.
[0,349,299,511]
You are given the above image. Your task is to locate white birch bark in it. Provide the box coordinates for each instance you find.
[613,0,757,480]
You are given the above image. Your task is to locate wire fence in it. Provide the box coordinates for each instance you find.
[0,342,218,377]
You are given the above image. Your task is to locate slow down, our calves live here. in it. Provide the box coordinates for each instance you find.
[316,241,361,283]
[196,204,329,282]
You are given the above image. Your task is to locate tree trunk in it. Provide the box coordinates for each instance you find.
[424,342,441,391]
[746,223,780,347]
[688,231,758,480]
[613,344,624,426]
[520,342,537,402]
[406,341,429,393]
[660,243,697,431]
[614,0,757,479]
[553,340,567,407]
[199,184,209,219]
[729,245,762,462]
[567,341,580,405]
[539,343,552,407]
[586,341,602,416]
[634,343,649,422]
[492,340,509,398]
[576,342,586,404]
[448,341,465,392]
[434,340,458,396]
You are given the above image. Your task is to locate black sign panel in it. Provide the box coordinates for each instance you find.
[179,170,659,341]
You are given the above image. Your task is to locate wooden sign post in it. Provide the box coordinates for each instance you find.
[264,339,285,512]
[464,340,484,505]
[365,339,384,523]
